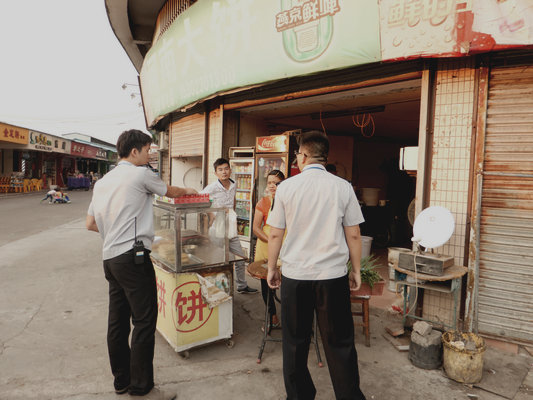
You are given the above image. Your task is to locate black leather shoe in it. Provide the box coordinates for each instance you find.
[237,286,258,294]
[128,383,154,396]
[114,385,129,395]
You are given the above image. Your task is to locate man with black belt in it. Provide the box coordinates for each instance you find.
[267,130,367,400]
[86,129,196,397]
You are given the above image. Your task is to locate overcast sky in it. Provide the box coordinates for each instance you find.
[0,0,147,145]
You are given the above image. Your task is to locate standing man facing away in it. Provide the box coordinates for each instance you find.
[86,129,197,397]
[267,131,367,400]
[201,158,257,294]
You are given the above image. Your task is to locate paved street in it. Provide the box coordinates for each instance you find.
[0,193,532,400]
[0,189,93,247]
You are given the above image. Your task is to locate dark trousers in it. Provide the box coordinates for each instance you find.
[261,278,277,317]
[103,250,158,392]
[281,275,366,400]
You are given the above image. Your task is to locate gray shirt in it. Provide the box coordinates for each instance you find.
[200,179,235,208]
[267,164,364,280]
[88,161,167,260]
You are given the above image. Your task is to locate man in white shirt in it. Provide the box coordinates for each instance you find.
[201,158,257,294]
[86,129,196,397]
[267,131,366,400]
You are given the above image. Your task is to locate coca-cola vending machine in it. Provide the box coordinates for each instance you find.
[229,146,255,258]
[255,131,299,201]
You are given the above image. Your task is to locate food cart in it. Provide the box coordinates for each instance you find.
[151,196,236,356]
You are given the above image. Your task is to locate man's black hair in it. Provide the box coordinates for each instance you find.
[213,158,230,170]
[116,129,152,159]
[325,164,337,173]
[268,169,286,180]
[298,130,329,162]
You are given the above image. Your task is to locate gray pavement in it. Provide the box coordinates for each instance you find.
[0,193,532,400]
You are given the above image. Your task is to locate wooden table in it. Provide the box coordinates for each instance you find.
[394,265,468,330]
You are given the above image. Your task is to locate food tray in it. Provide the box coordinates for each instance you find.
[155,194,211,208]
[182,253,204,268]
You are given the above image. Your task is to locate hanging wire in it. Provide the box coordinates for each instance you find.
[352,113,375,138]
[319,109,327,135]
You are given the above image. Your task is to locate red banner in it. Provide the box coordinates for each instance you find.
[70,142,99,158]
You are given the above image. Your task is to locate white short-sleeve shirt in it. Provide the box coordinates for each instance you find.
[88,161,167,260]
[267,164,364,280]
[200,179,235,208]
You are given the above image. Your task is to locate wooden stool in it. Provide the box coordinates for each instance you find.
[350,295,370,347]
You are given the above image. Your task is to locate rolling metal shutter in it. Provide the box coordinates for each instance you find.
[477,65,533,342]
[170,113,205,157]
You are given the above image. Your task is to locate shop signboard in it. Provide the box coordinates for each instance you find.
[140,0,533,127]
[95,148,108,160]
[256,135,289,153]
[140,0,381,127]
[0,122,28,145]
[469,0,533,49]
[70,142,99,159]
[379,0,533,61]
[27,131,71,154]
[107,151,118,162]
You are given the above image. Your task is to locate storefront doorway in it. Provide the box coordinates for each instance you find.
[234,79,422,248]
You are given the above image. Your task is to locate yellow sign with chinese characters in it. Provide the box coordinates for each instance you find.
[154,265,232,352]
[0,123,29,145]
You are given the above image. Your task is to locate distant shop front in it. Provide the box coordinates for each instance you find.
[0,123,72,188]
[70,141,115,176]
[0,122,29,176]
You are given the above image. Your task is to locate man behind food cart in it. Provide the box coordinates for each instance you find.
[200,158,258,294]
[86,129,197,397]
[266,130,367,399]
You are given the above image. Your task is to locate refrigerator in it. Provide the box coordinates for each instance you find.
[255,132,299,201]
[229,147,255,258]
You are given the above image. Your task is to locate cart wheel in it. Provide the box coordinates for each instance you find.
[226,339,235,349]
[178,350,190,359]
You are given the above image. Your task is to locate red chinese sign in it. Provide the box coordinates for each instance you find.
[256,135,289,153]
[70,142,99,158]
[171,281,213,333]
[0,123,28,145]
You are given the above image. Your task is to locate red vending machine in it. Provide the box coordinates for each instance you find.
[255,131,299,200]
[228,146,255,258]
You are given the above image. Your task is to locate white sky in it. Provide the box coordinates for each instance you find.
[0,0,148,145]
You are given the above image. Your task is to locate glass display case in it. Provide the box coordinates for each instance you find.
[152,203,229,272]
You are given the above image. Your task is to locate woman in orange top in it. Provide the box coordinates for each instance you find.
[253,169,285,328]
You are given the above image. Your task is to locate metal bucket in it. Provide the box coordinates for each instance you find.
[442,331,486,384]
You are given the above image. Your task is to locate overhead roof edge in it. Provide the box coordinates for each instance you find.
[104,0,144,73]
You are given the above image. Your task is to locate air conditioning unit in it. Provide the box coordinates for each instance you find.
[399,146,418,171]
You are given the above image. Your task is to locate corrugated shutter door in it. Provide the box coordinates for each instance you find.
[170,113,205,157]
[478,65,533,342]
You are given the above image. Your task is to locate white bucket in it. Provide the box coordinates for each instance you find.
[361,235,373,258]
[361,188,380,206]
